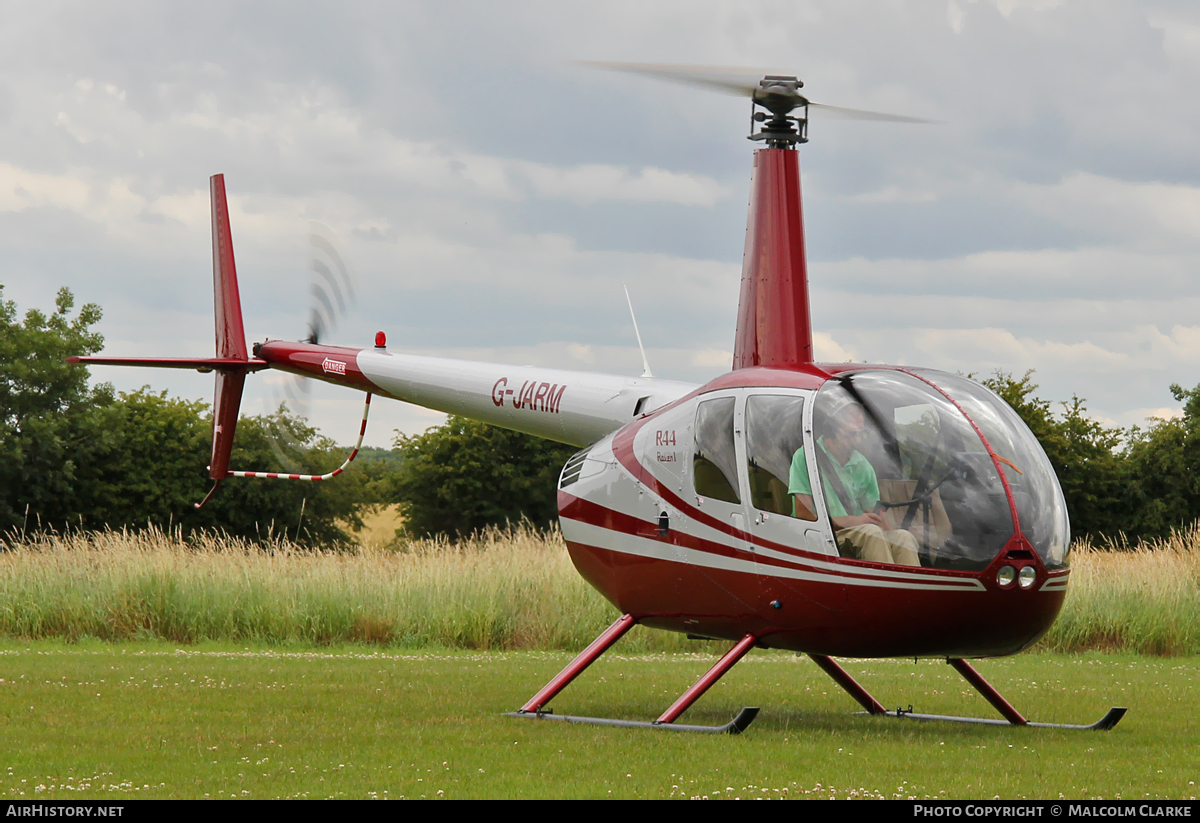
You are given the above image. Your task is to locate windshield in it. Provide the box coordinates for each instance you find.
[812,370,1022,571]
[909,370,1070,569]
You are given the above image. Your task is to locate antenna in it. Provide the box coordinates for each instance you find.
[623,282,653,378]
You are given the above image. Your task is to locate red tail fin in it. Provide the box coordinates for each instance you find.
[206,174,248,483]
[211,174,248,361]
[732,147,813,369]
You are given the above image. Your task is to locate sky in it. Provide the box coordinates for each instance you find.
[4,0,1200,450]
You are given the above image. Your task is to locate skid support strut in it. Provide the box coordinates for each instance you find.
[808,654,887,715]
[948,658,1025,725]
[657,633,757,724]
[811,655,1127,731]
[507,622,759,734]
[519,614,636,714]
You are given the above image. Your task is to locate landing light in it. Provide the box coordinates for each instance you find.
[1018,566,1037,589]
[996,566,1016,587]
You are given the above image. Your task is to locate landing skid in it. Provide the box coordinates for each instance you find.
[507,615,761,734]
[862,706,1127,731]
[812,655,1127,732]
[508,618,1126,735]
[505,706,760,735]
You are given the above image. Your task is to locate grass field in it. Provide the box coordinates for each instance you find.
[0,643,1194,800]
[0,526,1195,799]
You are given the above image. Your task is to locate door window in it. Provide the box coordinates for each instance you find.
[744,394,815,521]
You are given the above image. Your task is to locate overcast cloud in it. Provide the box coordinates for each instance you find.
[4,0,1200,445]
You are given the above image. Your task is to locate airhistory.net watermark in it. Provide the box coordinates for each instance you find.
[5,806,123,817]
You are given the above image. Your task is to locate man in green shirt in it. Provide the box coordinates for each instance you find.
[789,402,919,566]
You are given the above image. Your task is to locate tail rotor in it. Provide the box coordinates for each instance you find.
[306,222,355,345]
[266,223,357,472]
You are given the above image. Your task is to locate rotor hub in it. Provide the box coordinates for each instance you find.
[749,75,808,147]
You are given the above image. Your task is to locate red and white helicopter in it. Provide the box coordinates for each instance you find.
[72,65,1124,734]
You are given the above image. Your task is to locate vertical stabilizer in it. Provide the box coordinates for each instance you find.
[211,174,248,361]
[207,174,248,482]
[732,147,813,369]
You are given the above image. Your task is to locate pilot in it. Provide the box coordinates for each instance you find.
[789,399,920,567]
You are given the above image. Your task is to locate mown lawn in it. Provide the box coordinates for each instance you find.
[0,643,1194,800]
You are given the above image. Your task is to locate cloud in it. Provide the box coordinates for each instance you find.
[0,162,89,213]
[1008,172,1200,251]
[7,0,1200,447]
[690,348,731,368]
[516,162,727,206]
[842,185,938,205]
[812,331,856,362]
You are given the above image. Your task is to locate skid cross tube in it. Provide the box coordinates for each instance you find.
[508,624,760,734]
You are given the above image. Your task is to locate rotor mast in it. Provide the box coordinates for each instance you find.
[732,76,815,369]
[581,61,931,370]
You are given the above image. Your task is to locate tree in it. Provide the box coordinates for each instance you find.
[391,416,576,538]
[0,287,375,546]
[1120,382,1200,540]
[981,371,1126,538]
[0,286,111,531]
[62,390,373,545]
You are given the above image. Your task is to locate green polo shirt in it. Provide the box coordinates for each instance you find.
[788,439,879,518]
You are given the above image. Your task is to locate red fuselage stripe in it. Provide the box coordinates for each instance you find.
[559,490,980,582]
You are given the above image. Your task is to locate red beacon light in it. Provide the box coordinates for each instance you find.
[375,331,386,349]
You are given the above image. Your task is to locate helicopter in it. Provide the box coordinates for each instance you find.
[70,64,1125,735]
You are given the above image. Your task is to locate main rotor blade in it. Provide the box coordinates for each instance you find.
[578,61,784,97]
[809,101,938,124]
[581,62,937,124]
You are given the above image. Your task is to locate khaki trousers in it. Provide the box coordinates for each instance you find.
[836,525,920,567]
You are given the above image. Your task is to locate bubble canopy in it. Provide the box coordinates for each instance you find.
[813,369,1069,571]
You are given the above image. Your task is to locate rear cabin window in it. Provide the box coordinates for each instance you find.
[693,397,740,504]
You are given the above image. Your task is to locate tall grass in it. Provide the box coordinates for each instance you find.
[0,525,696,652]
[0,525,1197,654]
[1039,528,1200,655]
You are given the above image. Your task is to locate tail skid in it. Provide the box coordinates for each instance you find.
[227,393,373,481]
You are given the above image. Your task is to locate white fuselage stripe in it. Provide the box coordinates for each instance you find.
[562,519,986,592]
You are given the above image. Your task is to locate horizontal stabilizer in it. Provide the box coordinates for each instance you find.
[67,356,266,373]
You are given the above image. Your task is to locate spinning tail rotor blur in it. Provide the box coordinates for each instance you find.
[266,223,357,473]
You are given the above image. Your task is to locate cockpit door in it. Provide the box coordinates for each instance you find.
[742,391,836,554]
[742,390,847,612]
